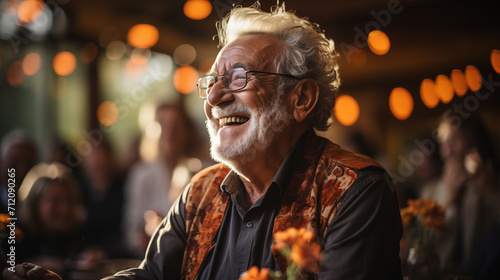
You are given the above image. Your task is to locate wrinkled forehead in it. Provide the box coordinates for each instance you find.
[211,33,285,73]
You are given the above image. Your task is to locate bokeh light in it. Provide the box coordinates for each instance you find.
[173,44,197,65]
[131,48,151,64]
[420,79,439,109]
[334,95,360,126]
[450,69,468,97]
[389,87,413,120]
[434,74,454,104]
[465,65,482,91]
[491,49,500,74]
[173,65,199,94]
[22,52,41,76]
[367,30,391,55]
[53,51,77,76]
[7,61,25,87]
[97,101,119,126]
[80,42,98,64]
[127,24,159,48]
[184,0,212,20]
[106,40,127,61]
[125,56,148,78]
[17,0,44,24]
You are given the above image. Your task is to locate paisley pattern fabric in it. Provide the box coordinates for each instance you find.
[181,131,383,279]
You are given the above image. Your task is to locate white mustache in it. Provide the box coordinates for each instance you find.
[212,103,252,118]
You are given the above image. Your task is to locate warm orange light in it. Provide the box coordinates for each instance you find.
[184,0,212,20]
[125,56,148,78]
[465,65,482,91]
[173,44,197,65]
[492,49,500,74]
[53,51,77,76]
[434,74,454,104]
[173,65,199,94]
[22,52,41,76]
[7,61,25,87]
[420,79,439,109]
[450,69,467,97]
[17,0,44,24]
[97,101,120,126]
[334,95,360,126]
[367,30,391,55]
[127,24,159,48]
[389,87,413,120]
[80,42,98,64]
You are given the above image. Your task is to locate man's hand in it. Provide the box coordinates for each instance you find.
[2,263,62,280]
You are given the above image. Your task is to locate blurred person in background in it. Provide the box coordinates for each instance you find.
[117,136,142,180]
[17,163,85,278]
[0,130,39,213]
[80,139,127,260]
[398,136,443,206]
[123,103,202,258]
[432,114,500,279]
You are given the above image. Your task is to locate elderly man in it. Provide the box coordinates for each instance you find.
[4,3,402,280]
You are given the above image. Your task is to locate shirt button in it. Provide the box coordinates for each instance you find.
[246,222,253,228]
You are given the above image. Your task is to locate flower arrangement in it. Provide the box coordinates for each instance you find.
[239,227,323,280]
[400,198,446,244]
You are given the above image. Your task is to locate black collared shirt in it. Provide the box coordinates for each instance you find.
[110,135,402,280]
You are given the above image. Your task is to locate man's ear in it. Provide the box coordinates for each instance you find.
[289,79,319,123]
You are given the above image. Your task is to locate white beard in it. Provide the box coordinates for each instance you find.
[206,95,292,168]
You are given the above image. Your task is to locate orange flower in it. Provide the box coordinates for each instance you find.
[400,198,446,234]
[273,227,315,251]
[290,240,323,272]
[239,266,271,280]
[400,208,415,229]
[273,227,323,273]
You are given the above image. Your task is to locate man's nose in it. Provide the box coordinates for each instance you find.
[206,81,234,107]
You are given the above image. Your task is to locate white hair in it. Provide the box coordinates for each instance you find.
[216,2,341,131]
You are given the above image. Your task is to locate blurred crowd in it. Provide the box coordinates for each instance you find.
[0,105,498,279]
[0,103,212,278]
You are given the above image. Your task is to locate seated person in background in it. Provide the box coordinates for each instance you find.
[123,103,201,258]
[4,2,403,280]
[16,163,85,278]
[431,115,500,278]
[80,139,128,260]
[0,130,39,213]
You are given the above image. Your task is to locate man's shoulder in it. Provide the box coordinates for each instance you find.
[188,163,231,195]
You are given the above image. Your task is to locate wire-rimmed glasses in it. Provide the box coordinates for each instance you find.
[197,67,300,99]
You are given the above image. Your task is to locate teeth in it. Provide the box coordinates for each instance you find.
[219,116,249,126]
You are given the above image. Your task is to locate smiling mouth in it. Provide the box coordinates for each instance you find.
[219,116,249,127]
